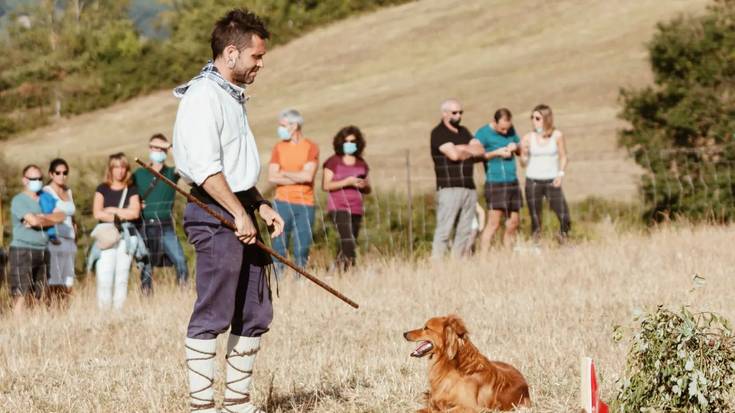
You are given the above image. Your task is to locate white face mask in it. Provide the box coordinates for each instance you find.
[150,151,167,163]
[535,127,544,134]
[26,180,43,193]
[277,126,291,141]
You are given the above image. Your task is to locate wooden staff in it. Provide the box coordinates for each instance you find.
[134,158,359,309]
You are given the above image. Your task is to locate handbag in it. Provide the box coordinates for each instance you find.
[91,186,128,250]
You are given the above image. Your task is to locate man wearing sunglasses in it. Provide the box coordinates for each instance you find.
[430,99,485,258]
[8,165,65,314]
[133,133,189,295]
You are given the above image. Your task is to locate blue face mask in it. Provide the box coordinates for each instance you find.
[277,126,291,141]
[343,142,358,155]
[535,127,544,134]
[26,180,43,193]
[150,151,167,164]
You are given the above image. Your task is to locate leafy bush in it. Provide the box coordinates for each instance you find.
[618,0,735,223]
[614,306,735,412]
[0,114,18,139]
[0,0,413,139]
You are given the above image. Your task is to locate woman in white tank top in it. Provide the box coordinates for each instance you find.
[43,158,78,301]
[520,104,571,241]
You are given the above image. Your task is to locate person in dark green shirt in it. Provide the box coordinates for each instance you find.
[132,134,189,294]
[475,108,523,253]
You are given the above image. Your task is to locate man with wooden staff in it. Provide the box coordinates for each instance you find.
[172,9,284,413]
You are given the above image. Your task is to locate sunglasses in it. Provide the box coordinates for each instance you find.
[53,170,69,176]
[25,176,42,181]
[451,111,464,115]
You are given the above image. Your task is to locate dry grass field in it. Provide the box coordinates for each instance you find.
[0,0,709,201]
[1,223,733,412]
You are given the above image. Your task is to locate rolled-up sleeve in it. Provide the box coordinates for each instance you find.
[174,82,224,186]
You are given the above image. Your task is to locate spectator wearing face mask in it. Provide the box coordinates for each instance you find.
[322,126,370,271]
[430,99,485,259]
[133,134,189,294]
[8,164,65,314]
[476,108,522,252]
[267,109,319,279]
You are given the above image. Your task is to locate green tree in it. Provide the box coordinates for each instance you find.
[619,0,735,222]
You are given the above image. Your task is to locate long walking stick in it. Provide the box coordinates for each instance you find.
[134,159,359,309]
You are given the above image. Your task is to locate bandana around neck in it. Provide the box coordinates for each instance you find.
[173,61,248,104]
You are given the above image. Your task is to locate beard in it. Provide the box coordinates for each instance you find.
[233,67,258,85]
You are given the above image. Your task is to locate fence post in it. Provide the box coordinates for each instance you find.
[405,149,413,257]
[0,195,4,246]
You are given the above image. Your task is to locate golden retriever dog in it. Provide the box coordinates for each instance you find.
[404,315,531,412]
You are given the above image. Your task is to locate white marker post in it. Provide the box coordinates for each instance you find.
[581,357,609,413]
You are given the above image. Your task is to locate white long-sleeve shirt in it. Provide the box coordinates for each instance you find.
[172,77,260,192]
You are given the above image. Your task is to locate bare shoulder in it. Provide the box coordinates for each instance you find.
[553,129,564,140]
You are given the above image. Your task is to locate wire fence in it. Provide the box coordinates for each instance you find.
[2,144,735,283]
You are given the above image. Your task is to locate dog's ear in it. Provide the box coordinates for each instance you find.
[446,315,468,338]
[444,315,468,360]
[445,323,459,360]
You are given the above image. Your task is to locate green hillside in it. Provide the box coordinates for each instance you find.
[0,0,411,140]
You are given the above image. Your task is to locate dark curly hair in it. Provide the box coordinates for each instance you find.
[332,125,366,157]
[211,9,270,59]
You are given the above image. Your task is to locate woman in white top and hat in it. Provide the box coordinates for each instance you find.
[520,104,571,242]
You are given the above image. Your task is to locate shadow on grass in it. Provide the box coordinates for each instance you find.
[263,376,352,412]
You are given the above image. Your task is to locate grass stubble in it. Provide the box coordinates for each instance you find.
[1,223,734,412]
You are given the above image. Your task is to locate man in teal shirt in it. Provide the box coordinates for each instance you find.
[133,134,189,294]
[9,165,64,314]
[475,108,522,252]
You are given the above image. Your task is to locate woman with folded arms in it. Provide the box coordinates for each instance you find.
[92,153,141,310]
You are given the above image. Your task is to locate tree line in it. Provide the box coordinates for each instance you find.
[0,0,411,140]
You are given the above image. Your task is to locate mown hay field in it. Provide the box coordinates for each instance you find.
[1,223,734,412]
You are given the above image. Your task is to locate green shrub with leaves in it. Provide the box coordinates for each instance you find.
[618,0,735,223]
[614,306,735,412]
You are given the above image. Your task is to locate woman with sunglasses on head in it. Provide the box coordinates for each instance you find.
[42,158,78,303]
[520,104,571,242]
[322,126,371,271]
[92,153,141,310]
